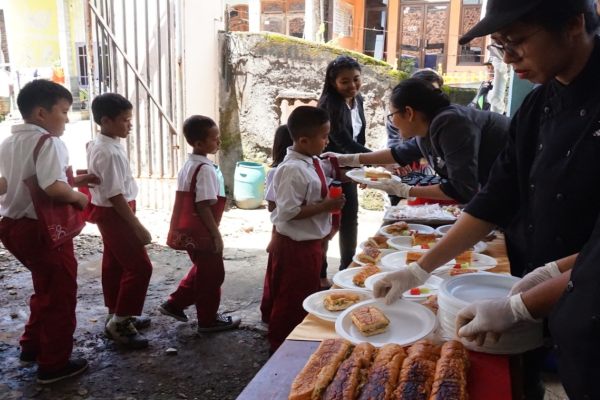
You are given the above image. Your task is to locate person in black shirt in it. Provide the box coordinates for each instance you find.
[318,56,370,272]
[327,78,510,204]
[368,0,600,398]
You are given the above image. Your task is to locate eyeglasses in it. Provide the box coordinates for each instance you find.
[386,111,399,124]
[488,28,543,58]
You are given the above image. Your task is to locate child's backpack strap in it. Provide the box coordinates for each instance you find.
[189,163,207,193]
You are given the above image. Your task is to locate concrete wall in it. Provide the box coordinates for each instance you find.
[218,31,406,192]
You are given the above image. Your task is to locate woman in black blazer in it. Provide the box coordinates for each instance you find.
[318,56,371,274]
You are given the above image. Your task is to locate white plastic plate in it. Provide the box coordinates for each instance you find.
[302,289,372,322]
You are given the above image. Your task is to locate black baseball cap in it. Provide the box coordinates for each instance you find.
[459,0,592,45]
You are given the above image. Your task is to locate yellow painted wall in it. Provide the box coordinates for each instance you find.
[4,0,60,68]
[330,0,365,53]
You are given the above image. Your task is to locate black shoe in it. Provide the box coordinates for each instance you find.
[37,358,88,385]
[105,318,149,349]
[19,350,37,365]
[158,301,188,322]
[197,314,241,333]
[105,314,151,330]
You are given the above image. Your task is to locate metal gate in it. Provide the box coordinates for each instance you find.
[84,0,184,209]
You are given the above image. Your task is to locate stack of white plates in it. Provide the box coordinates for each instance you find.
[438,273,543,354]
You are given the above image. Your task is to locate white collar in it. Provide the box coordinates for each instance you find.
[11,123,50,135]
[285,147,316,165]
[97,133,123,146]
[188,153,214,165]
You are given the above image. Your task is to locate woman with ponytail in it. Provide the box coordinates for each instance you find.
[326,78,510,204]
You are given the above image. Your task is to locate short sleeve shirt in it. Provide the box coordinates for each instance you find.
[177,154,220,204]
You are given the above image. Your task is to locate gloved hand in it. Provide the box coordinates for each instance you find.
[364,179,412,198]
[373,262,430,304]
[509,262,561,295]
[456,294,538,346]
[320,152,361,167]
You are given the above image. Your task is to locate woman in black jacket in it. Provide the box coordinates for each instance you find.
[318,56,371,272]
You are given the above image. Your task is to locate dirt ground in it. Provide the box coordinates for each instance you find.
[0,204,568,400]
[0,205,382,400]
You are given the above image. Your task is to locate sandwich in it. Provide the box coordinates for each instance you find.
[352,264,381,287]
[323,292,361,311]
[356,247,382,264]
[455,250,473,264]
[289,339,353,400]
[322,342,376,400]
[449,268,478,276]
[364,236,389,249]
[412,233,437,246]
[351,306,390,337]
[364,167,392,180]
[405,251,423,264]
[385,221,412,236]
[357,344,406,400]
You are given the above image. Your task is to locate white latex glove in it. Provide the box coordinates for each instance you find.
[509,262,561,295]
[320,152,361,167]
[373,262,430,305]
[364,179,412,198]
[456,294,539,346]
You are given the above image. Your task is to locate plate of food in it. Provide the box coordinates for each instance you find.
[364,273,443,294]
[353,248,396,266]
[358,236,391,250]
[435,252,498,274]
[302,289,372,322]
[383,204,459,225]
[378,222,435,238]
[380,250,456,269]
[333,265,397,289]
[386,236,414,250]
[335,298,436,347]
[346,167,402,185]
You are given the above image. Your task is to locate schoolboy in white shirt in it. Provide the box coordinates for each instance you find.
[87,93,153,349]
[263,106,345,351]
[0,79,91,384]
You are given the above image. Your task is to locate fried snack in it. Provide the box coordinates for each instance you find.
[433,359,468,382]
[289,339,353,400]
[322,342,376,400]
[324,293,362,311]
[422,295,439,315]
[351,306,390,337]
[365,236,390,249]
[406,340,441,363]
[365,167,392,180]
[385,222,411,236]
[413,233,437,246]
[455,250,473,264]
[406,251,423,264]
[440,341,469,365]
[428,380,468,400]
[352,264,381,287]
[358,344,407,400]
[393,357,437,399]
[357,247,383,264]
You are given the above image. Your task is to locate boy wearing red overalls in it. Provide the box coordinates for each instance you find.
[87,93,153,349]
[264,106,345,351]
[0,80,92,384]
[159,115,241,332]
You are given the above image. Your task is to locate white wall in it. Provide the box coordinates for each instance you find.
[182,0,224,120]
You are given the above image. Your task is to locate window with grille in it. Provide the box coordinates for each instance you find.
[457,0,485,65]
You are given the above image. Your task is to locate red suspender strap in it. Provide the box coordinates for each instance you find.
[189,163,206,194]
[33,134,52,165]
[329,156,342,181]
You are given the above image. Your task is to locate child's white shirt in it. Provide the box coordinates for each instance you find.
[265,168,276,203]
[270,147,334,241]
[0,124,69,219]
[177,154,219,204]
[87,134,138,206]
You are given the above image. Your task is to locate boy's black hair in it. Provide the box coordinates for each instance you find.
[287,106,330,141]
[17,79,73,118]
[91,93,133,125]
[183,115,217,146]
[271,124,293,167]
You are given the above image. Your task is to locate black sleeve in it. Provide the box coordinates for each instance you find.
[390,137,423,165]
[464,110,522,228]
[320,101,371,154]
[431,114,481,203]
